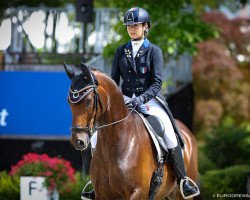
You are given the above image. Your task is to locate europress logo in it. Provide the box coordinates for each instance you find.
[0,108,9,127]
[213,194,250,198]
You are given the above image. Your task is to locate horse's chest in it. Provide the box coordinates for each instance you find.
[94,165,134,196]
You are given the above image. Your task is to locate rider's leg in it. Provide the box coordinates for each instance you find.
[140,98,199,199]
[140,98,178,149]
[81,131,97,200]
[168,146,200,199]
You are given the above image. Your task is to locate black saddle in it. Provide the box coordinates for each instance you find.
[145,115,168,154]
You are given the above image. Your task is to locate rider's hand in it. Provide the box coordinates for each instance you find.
[131,96,144,108]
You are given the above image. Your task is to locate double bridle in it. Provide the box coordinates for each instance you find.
[69,84,135,136]
[69,84,100,136]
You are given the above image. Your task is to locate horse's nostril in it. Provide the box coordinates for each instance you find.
[75,137,89,150]
[77,139,84,147]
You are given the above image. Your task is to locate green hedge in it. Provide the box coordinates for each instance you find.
[203,125,250,168]
[0,171,20,200]
[202,165,250,200]
[0,171,90,200]
[60,172,91,200]
[198,149,217,174]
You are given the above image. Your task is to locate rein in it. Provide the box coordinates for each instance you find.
[95,108,135,130]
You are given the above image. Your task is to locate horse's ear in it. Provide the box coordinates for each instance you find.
[63,61,75,79]
[80,62,94,85]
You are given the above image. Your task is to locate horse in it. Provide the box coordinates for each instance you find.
[64,62,200,200]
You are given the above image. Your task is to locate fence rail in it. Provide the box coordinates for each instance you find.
[3,6,120,55]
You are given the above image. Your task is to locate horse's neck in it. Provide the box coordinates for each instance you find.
[97,74,128,126]
[95,72,131,149]
[99,91,128,125]
[97,79,130,151]
[97,105,134,162]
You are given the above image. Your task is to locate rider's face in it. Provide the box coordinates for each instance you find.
[127,23,146,39]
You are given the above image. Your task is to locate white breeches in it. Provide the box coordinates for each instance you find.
[139,97,178,149]
[90,95,178,149]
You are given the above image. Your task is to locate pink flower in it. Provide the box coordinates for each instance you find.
[45,171,52,176]
[9,153,76,193]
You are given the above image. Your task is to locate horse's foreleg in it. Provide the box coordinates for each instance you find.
[129,188,147,200]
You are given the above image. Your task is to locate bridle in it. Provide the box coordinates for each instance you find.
[69,84,100,136]
[69,83,135,137]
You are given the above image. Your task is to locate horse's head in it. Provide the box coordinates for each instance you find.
[64,62,102,151]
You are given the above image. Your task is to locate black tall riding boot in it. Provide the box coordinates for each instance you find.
[169,146,200,199]
[81,147,95,200]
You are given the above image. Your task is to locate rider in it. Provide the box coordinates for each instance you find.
[81,7,199,200]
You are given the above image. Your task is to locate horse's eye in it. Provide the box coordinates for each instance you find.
[86,98,92,107]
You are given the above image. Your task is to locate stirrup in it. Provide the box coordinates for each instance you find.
[81,180,94,200]
[179,177,200,199]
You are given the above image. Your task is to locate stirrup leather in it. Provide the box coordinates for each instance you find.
[179,177,200,199]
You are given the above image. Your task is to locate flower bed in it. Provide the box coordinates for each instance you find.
[10,153,75,193]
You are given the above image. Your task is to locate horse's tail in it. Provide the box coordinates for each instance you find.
[193,174,204,200]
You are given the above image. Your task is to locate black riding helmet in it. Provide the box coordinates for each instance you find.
[123,7,150,28]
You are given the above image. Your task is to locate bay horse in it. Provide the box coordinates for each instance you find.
[64,62,199,200]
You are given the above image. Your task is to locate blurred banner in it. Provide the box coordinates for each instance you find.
[0,71,71,139]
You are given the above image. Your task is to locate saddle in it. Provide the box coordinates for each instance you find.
[145,115,168,154]
[126,96,185,149]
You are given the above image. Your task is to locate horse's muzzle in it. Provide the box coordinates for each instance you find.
[70,132,90,151]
